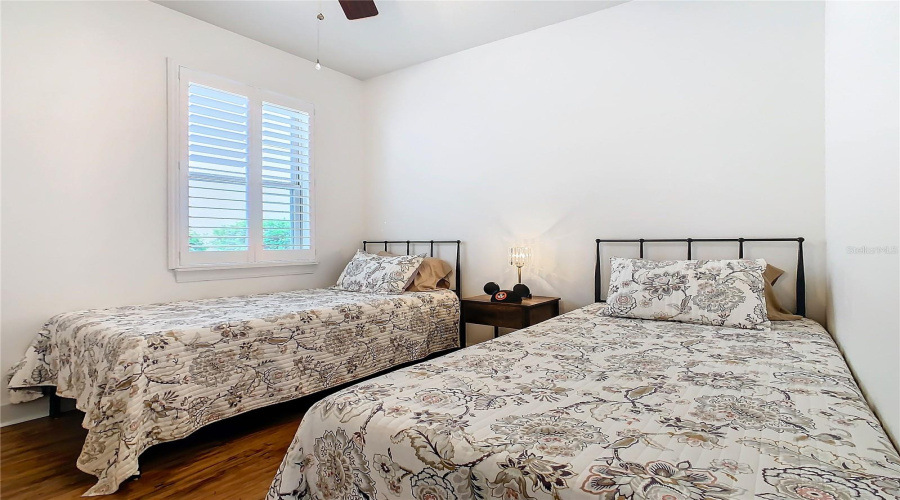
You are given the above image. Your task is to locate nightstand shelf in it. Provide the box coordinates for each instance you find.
[461,295,560,340]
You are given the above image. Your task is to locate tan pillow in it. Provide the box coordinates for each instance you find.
[764,264,802,321]
[377,252,452,292]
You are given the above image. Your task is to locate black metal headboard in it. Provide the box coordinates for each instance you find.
[594,237,806,317]
[362,240,462,299]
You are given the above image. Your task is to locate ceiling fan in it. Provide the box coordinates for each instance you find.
[338,0,378,20]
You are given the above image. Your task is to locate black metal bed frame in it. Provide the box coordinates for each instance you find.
[594,237,806,317]
[362,239,464,347]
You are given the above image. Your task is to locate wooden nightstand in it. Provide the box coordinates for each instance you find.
[461,295,561,340]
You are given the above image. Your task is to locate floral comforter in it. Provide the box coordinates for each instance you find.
[268,303,900,500]
[7,288,460,496]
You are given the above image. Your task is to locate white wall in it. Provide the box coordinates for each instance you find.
[0,1,366,424]
[364,1,827,344]
[824,1,900,446]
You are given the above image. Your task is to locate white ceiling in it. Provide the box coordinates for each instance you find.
[154,0,626,80]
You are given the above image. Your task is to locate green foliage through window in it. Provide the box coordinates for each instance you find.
[189,220,295,251]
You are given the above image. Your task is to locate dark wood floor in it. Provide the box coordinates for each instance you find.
[0,398,313,499]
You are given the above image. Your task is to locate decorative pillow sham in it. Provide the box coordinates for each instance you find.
[377,251,453,291]
[336,251,425,294]
[606,257,771,330]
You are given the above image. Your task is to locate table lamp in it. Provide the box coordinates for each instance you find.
[508,246,531,285]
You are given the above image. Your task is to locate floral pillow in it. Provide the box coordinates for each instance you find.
[336,251,425,294]
[605,258,771,330]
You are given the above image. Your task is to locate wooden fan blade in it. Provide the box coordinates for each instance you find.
[339,0,378,20]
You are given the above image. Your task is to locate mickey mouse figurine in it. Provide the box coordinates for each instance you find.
[484,282,532,303]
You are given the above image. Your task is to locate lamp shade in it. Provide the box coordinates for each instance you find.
[509,246,531,268]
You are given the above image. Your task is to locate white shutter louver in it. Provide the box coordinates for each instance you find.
[186,83,249,252]
[261,102,311,250]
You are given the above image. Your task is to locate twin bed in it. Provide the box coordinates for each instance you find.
[8,237,900,499]
[266,238,900,500]
[7,240,463,496]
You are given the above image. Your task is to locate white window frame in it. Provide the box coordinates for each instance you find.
[168,61,317,281]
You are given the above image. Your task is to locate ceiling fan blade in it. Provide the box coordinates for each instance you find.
[339,0,378,20]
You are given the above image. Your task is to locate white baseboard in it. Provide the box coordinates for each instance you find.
[1,399,48,427]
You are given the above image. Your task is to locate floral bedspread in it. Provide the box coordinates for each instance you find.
[6,288,460,496]
[268,302,900,500]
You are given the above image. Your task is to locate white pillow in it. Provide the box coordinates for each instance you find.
[605,258,771,330]
[336,251,425,294]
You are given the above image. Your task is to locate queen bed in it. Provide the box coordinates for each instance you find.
[6,240,463,496]
[267,238,900,500]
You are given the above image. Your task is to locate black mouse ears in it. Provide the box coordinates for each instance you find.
[485,281,531,299]
[513,283,531,299]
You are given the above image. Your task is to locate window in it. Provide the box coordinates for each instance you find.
[168,63,315,278]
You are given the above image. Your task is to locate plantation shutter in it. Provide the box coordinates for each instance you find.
[260,102,311,251]
[186,83,250,253]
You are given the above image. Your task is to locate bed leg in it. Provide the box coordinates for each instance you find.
[48,393,62,418]
[459,317,466,348]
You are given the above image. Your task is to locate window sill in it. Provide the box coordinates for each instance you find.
[172,261,318,283]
